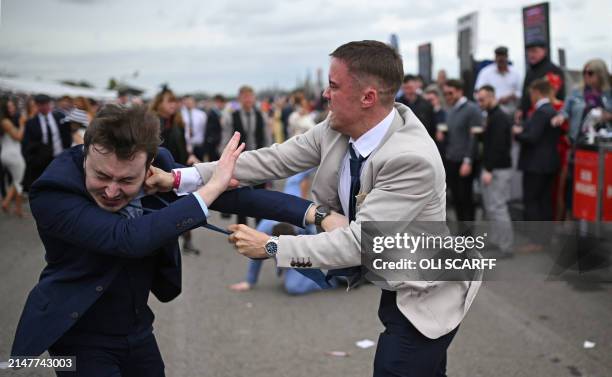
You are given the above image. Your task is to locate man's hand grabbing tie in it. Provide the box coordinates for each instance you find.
[228,224,269,259]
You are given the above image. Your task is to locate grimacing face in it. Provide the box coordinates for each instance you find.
[84,145,148,212]
[322,57,362,135]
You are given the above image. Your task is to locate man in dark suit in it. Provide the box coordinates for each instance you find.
[203,94,225,162]
[397,74,436,139]
[10,104,313,377]
[517,39,565,123]
[22,94,71,191]
[514,78,560,221]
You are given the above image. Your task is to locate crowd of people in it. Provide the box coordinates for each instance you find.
[1,39,611,269]
[2,37,610,377]
[396,41,611,256]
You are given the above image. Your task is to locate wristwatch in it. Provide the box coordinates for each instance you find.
[264,236,279,258]
[314,205,331,227]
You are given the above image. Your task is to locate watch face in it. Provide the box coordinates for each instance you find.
[266,241,278,256]
[315,205,331,226]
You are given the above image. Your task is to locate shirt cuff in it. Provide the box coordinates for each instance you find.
[192,192,210,218]
[173,167,203,196]
[302,203,316,228]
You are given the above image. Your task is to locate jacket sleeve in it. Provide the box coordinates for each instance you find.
[21,118,35,156]
[30,189,207,258]
[466,107,482,161]
[516,109,549,145]
[210,187,312,228]
[194,120,324,186]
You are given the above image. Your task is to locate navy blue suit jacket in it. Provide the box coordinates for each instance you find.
[11,146,312,357]
[517,102,561,174]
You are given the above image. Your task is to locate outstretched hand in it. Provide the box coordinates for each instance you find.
[196,132,245,206]
[207,132,245,192]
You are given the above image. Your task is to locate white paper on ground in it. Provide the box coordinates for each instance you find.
[356,339,376,349]
[326,351,349,357]
[583,340,596,349]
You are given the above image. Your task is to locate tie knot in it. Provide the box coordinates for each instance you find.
[349,144,366,177]
[350,144,367,160]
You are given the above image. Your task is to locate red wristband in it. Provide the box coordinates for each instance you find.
[172,170,181,190]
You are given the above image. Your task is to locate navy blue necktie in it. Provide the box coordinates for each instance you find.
[348,144,367,222]
[323,144,368,286]
[294,144,369,289]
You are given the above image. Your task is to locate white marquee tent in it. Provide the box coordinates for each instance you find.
[0,76,118,100]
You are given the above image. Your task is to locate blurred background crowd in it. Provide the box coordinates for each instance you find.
[1,1,611,296]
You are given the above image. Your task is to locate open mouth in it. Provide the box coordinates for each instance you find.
[100,196,123,207]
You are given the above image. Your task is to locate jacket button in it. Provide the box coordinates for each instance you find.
[70,312,79,319]
[95,286,103,292]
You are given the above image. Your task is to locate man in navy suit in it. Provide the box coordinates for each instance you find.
[10,104,314,376]
[513,78,561,222]
[22,94,72,191]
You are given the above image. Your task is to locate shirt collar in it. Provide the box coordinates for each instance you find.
[453,96,468,110]
[349,108,396,158]
[535,98,550,109]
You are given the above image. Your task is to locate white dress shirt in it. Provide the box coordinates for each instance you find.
[474,63,522,99]
[338,108,396,216]
[534,97,550,110]
[180,107,207,149]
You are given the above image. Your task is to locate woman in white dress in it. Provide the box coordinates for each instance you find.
[1,98,26,217]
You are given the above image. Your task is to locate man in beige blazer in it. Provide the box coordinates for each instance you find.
[147,40,480,377]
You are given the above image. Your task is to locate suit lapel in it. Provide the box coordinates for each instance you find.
[312,131,349,212]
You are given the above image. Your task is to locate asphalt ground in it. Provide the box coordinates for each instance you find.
[0,207,610,377]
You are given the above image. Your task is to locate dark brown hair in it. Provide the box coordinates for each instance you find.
[330,40,403,105]
[84,104,160,164]
[444,79,464,91]
[529,78,553,97]
[150,88,185,129]
[478,84,496,94]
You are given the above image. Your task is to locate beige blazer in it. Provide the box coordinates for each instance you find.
[195,103,481,339]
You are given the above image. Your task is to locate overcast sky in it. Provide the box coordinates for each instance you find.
[0,0,610,96]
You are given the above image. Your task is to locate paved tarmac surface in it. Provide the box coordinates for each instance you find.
[0,207,610,377]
